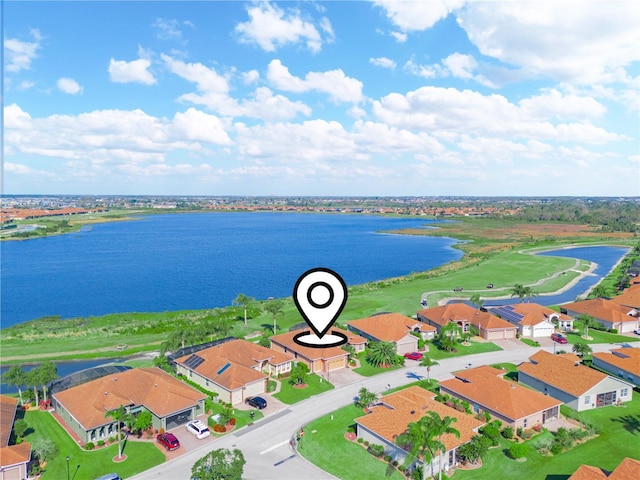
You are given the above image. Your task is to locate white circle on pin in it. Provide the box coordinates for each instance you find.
[293,268,348,348]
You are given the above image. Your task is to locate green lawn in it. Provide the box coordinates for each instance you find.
[427,340,503,360]
[208,402,264,431]
[23,410,164,479]
[273,374,334,404]
[298,404,404,480]
[563,321,640,345]
[520,338,541,347]
[455,391,640,480]
[353,352,404,377]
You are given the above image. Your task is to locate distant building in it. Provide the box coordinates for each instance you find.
[562,298,639,334]
[568,457,640,480]
[592,347,640,388]
[490,303,573,337]
[346,313,436,354]
[417,304,517,340]
[0,395,32,479]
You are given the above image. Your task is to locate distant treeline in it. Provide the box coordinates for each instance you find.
[493,199,640,233]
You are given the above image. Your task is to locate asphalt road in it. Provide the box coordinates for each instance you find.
[130,340,622,480]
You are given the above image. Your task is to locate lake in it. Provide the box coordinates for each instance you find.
[1,212,463,327]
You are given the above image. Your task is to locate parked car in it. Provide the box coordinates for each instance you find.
[634,328,640,336]
[403,352,423,361]
[453,286,463,292]
[245,396,267,409]
[486,283,494,289]
[157,432,180,451]
[95,475,121,480]
[551,333,568,344]
[186,420,210,439]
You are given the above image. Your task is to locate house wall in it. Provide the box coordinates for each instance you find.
[0,463,27,480]
[177,365,232,404]
[580,377,634,411]
[396,335,418,355]
[481,328,516,340]
[592,357,640,387]
[53,400,118,444]
[517,371,580,410]
[564,310,638,333]
[531,322,555,338]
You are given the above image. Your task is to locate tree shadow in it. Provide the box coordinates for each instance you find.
[405,371,424,381]
[504,371,518,381]
[260,324,278,334]
[610,413,640,435]
[545,475,570,480]
[385,461,396,477]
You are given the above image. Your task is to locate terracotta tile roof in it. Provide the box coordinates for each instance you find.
[569,458,640,480]
[347,313,435,343]
[510,303,573,326]
[176,339,294,390]
[440,366,562,422]
[608,457,640,480]
[52,368,206,430]
[610,284,640,309]
[417,304,516,331]
[563,298,639,324]
[592,347,640,378]
[0,443,31,467]
[354,386,484,453]
[569,465,609,480]
[518,350,609,397]
[0,395,18,447]
[270,327,366,361]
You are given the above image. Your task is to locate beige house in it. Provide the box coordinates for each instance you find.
[0,395,31,480]
[417,303,517,340]
[354,386,484,477]
[175,339,294,405]
[518,351,634,411]
[347,313,436,354]
[439,366,562,430]
[269,327,367,374]
[490,303,573,337]
[562,298,639,334]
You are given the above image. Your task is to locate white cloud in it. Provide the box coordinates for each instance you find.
[267,59,363,103]
[373,0,466,32]
[4,31,41,73]
[108,58,156,85]
[235,2,333,53]
[242,70,260,84]
[370,57,396,70]
[162,54,228,94]
[57,77,83,95]
[389,31,407,43]
[442,53,477,80]
[457,2,640,85]
[152,18,193,41]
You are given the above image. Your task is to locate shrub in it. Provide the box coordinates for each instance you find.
[480,425,500,446]
[501,426,514,439]
[347,427,355,434]
[516,427,524,438]
[610,328,618,334]
[108,436,115,443]
[84,442,95,450]
[491,419,503,429]
[392,460,398,467]
[213,424,226,433]
[229,417,236,426]
[97,440,105,447]
[535,438,553,455]
[550,443,563,455]
[520,429,533,440]
[364,440,369,446]
[368,444,384,457]
[508,443,528,459]
[383,454,391,462]
[357,437,363,444]
[532,424,541,433]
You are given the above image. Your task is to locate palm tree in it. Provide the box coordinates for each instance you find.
[233,293,255,325]
[578,313,597,337]
[572,342,592,358]
[2,365,27,406]
[105,405,127,459]
[357,387,378,409]
[263,299,284,334]
[469,294,483,311]
[522,286,537,303]
[396,411,459,480]
[366,341,398,368]
[419,356,439,383]
[510,284,526,302]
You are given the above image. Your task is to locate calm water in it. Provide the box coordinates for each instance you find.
[1,212,463,327]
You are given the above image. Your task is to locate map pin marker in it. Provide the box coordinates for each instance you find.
[292,267,348,348]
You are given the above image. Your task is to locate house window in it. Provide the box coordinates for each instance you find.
[584,395,590,405]
[621,388,629,397]
[189,371,193,378]
[523,419,528,428]
[205,379,209,387]
[448,450,454,465]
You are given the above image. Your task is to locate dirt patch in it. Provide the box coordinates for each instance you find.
[344,432,356,441]
[293,384,308,389]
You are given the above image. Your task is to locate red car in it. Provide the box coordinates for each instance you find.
[157,432,180,451]
[551,333,568,344]
[404,352,423,361]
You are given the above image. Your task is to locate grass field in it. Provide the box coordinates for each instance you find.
[427,341,503,360]
[22,410,164,479]
[352,352,404,377]
[273,374,334,404]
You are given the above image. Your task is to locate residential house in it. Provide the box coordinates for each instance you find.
[175,338,294,405]
[592,347,640,387]
[517,351,634,411]
[439,366,562,430]
[354,386,484,477]
[0,395,32,480]
[562,298,639,334]
[346,313,436,354]
[269,327,367,374]
[568,457,640,480]
[52,367,206,444]
[609,283,640,310]
[417,304,517,340]
[490,303,573,337]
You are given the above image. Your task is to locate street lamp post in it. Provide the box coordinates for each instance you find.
[66,456,70,480]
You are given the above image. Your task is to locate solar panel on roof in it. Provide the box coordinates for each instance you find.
[216,362,231,375]
[491,305,524,324]
[184,354,205,369]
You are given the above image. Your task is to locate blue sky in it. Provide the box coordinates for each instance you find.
[3,1,639,196]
